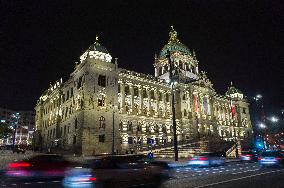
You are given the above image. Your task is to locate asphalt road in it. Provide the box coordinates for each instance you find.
[1,161,284,188]
[164,161,284,188]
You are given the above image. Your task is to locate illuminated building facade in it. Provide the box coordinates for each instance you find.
[35,27,252,155]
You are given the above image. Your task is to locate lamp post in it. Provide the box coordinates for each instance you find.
[110,103,117,154]
[11,113,20,150]
[167,50,179,161]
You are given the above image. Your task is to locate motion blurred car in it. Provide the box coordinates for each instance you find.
[5,154,75,181]
[240,150,259,162]
[188,152,226,167]
[63,154,170,188]
[258,150,284,167]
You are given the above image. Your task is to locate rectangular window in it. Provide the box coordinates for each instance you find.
[133,86,139,96]
[62,94,65,103]
[98,96,105,107]
[142,89,147,98]
[150,90,155,100]
[71,87,73,97]
[128,137,133,144]
[67,91,69,100]
[77,76,83,89]
[64,125,66,135]
[73,135,76,144]
[125,85,130,95]
[99,135,105,143]
[98,75,106,87]
[158,92,163,101]
[118,84,121,93]
[243,108,246,114]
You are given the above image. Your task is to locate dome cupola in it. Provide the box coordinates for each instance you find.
[159,26,191,58]
[80,35,112,63]
[154,26,199,82]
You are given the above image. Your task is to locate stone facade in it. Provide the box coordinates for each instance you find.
[35,27,252,155]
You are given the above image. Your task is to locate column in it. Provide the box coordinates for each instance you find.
[147,88,151,116]
[138,86,143,114]
[155,89,159,117]
[121,82,125,113]
[163,92,166,117]
[130,84,134,113]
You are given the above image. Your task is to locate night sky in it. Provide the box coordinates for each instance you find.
[0,0,283,116]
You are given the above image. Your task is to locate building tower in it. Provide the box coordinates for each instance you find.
[80,36,120,155]
[154,26,199,82]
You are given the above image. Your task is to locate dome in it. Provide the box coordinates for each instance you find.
[80,36,112,63]
[159,26,191,57]
[87,41,109,54]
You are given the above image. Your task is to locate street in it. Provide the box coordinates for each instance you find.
[1,152,284,188]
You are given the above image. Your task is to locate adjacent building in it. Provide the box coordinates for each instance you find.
[34,27,252,155]
[0,107,35,145]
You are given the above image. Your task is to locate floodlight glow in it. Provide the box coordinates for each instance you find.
[258,123,266,129]
[270,116,279,123]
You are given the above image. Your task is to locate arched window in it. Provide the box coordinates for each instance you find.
[184,109,187,116]
[99,116,105,129]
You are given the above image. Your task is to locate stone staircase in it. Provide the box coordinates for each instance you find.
[139,142,202,159]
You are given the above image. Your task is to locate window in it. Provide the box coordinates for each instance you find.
[77,76,83,89]
[142,89,147,98]
[150,90,155,99]
[184,109,187,116]
[158,92,163,101]
[64,125,66,135]
[133,86,139,96]
[243,108,246,114]
[118,84,121,93]
[67,91,69,100]
[71,88,73,97]
[125,85,130,95]
[73,135,76,144]
[137,124,142,132]
[98,95,105,107]
[182,94,186,100]
[127,121,133,132]
[99,134,105,143]
[128,137,133,144]
[68,126,70,133]
[62,94,65,103]
[98,75,106,87]
[99,116,106,129]
[75,118,78,129]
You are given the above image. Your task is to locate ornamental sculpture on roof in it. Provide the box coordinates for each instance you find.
[169,25,179,43]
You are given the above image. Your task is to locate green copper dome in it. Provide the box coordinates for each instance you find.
[160,26,191,57]
[87,35,109,54]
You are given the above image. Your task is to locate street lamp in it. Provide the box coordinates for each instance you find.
[269,116,279,123]
[258,123,266,129]
[110,103,118,154]
[167,50,179,161]
[11,113,20,150]
[254,94,262,101]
